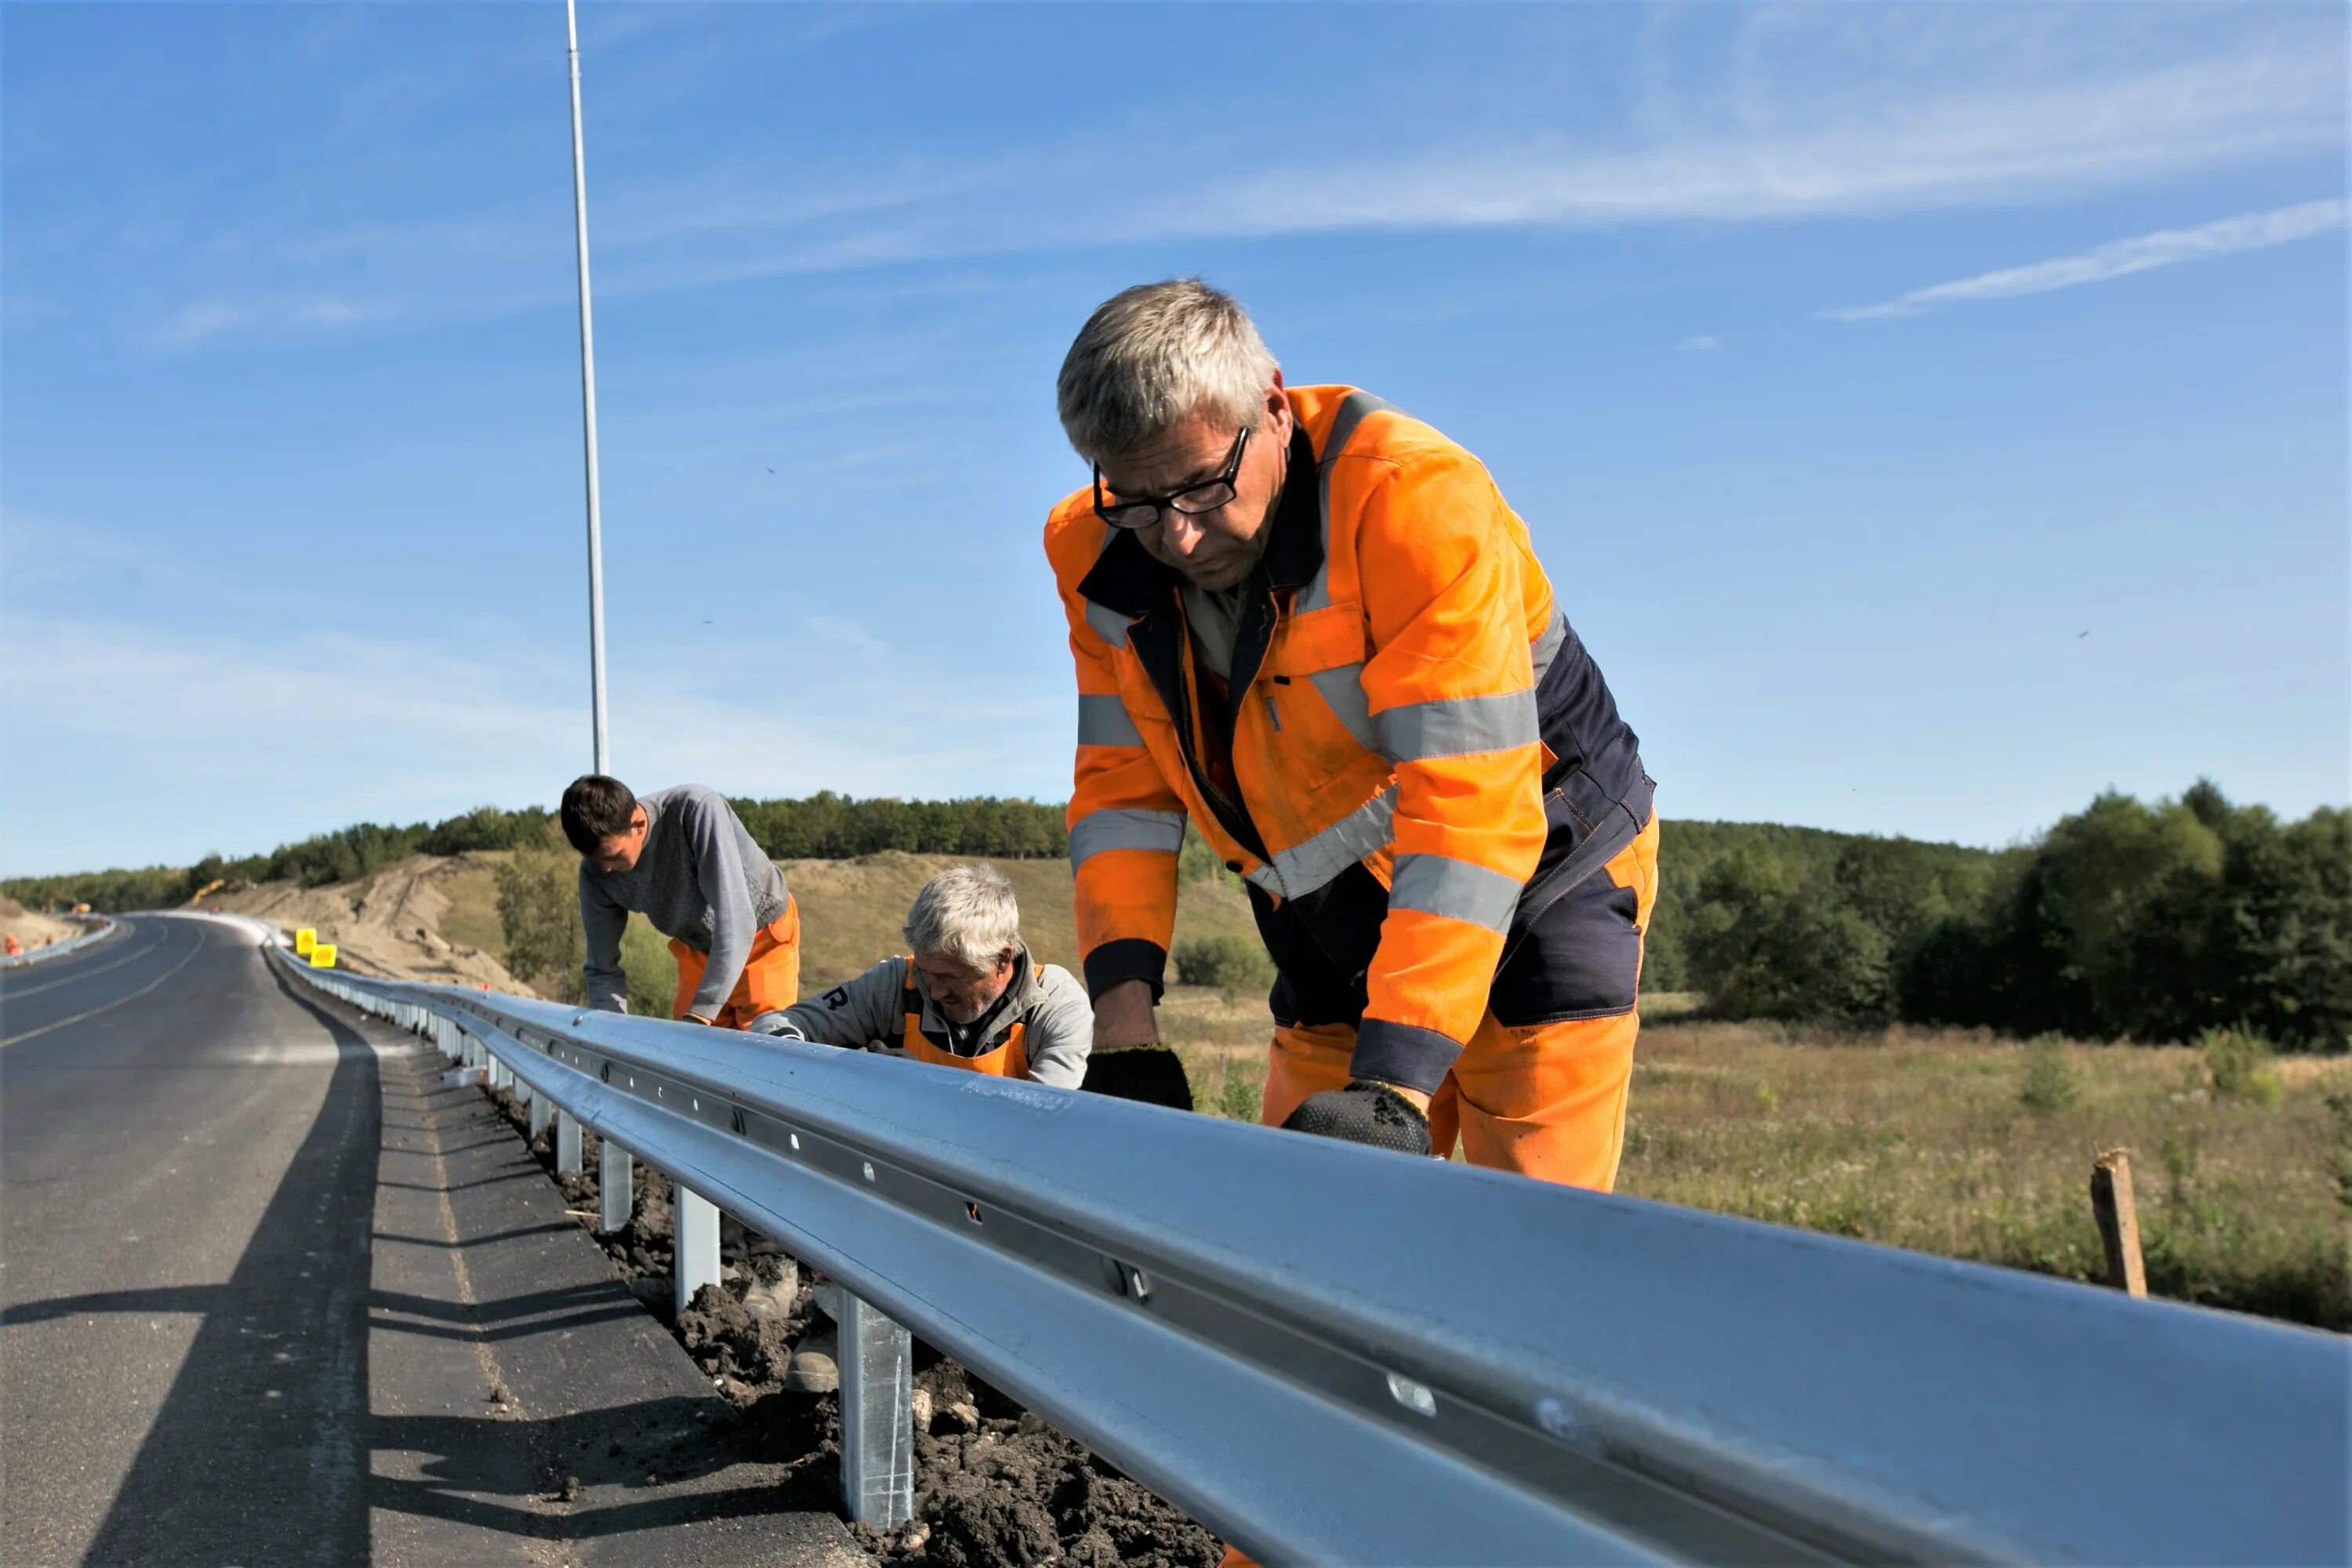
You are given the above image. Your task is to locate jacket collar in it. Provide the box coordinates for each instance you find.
[1076,423,1321,617]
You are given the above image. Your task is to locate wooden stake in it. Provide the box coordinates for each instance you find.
[2091,1148,2147,1298]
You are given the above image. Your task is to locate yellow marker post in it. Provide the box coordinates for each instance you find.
[296,928,317,956]
[310,944,337,969]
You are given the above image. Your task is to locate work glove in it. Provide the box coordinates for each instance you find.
[1080,1046,1195,1110]
[1282,1080,1432,1157]
[746,1011,803,1039]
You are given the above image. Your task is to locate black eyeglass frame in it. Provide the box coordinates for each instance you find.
[1092,423,1254,530]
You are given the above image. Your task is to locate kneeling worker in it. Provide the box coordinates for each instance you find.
[562,775,800,1027]
[750,865,1092,1087]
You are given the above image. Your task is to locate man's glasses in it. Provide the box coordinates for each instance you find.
[1093,424,1252,530]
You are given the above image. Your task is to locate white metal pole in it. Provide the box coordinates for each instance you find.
[566,0,611,775]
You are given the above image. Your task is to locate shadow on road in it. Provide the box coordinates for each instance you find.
[78,955,380,1565]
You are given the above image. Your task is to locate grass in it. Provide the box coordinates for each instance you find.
[1175,1004,2352,1332]
[434,862,506,957]
[781,852,1261,989]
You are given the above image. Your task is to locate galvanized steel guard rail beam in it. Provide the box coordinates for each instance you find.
[2,915,118,968]
[261,935,2348,1566]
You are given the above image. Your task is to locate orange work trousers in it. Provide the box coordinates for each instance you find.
[667,896,801,1029]
[1261,813,1661,1187]
[1225,818,1657,1568]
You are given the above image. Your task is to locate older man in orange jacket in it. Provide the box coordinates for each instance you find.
[1047,280,1657,1189]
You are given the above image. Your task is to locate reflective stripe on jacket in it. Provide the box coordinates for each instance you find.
[1047,385,1650,1094]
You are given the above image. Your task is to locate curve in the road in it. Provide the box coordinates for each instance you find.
[0,925,209,1047]
[0,927,164,1000]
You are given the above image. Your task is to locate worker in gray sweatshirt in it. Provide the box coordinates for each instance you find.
[561,775,800,1028]
[751,864,1092,1087]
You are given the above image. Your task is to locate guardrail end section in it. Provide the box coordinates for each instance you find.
[840,1294,915,1528]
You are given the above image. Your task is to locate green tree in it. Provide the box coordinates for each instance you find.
[1174,933,1273,999]
[495,825,584,1001]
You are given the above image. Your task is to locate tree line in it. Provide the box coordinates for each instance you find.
[9,780,2341,1050]
[1654,782,2348,1051]
[0,793,1069,913]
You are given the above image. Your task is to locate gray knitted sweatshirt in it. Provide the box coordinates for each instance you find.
[578,785,787,1016]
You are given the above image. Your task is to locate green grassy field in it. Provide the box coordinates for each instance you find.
[409,847,2352,1332]
[1170,1000,2352,1331]
[779,851,1261,989]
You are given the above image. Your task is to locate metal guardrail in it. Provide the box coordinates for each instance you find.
[2,915,118,968]
[257,927,2350,1566]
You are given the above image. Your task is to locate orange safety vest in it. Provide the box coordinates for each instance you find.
[898,965,1029,1079]
[1047,386,1650,1094]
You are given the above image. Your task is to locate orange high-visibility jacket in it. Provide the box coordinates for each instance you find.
[1047,387,1650,1094]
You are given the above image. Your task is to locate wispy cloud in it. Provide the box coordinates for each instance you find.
[1825,198,2350,321]
[77,9,2347,353]
[1675,335,1722,352]
[143,292,396,350]
[0,609,1065,873]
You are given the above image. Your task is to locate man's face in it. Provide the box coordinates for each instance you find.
[1097,380,1292,592]
[589,805,650,875]
[913,946,1017,1025]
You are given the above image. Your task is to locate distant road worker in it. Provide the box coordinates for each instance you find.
[1046,280,1657,1191]
[750,865,1092,1087]
[561,775,800,1028]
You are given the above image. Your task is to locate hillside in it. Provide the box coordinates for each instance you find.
[210,853,524,989]
[1,896,76,949]
[203,848,1266,997]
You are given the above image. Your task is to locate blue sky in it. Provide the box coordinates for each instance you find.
[3,2,2345,877]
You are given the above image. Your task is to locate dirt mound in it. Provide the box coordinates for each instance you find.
[869,1359,1218,1568]
[487,1086,1221,1568]
[1,895,76,949]
[215,853,527,990]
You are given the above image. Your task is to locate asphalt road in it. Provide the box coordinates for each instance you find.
[0,916,860,1567]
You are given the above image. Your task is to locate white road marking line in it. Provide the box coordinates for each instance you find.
[0,931,168,998]
[0,927,208,1047]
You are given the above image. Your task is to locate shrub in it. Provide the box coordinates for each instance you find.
[2200,1025,2283,1105]
[1174,934,1272,998]
[495,829,584,1001]
[619,919,677,1018]
[2017,1036,2079,1117]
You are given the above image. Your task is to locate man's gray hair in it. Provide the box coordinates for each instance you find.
[1057,279,1279,464]
[903,864,1022,974]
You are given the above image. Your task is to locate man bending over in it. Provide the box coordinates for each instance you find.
[562,775,801,1028]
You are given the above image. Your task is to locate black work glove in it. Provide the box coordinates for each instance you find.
[1283,1080,1432,1156]
[1081,1046,1195,1110]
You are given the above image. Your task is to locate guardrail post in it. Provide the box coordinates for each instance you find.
[674,1185,720,1316]
[557,1109,583,1174]
[529,1094,552,1141]
[600,1143,632,1232]
[839,1293,915,1527]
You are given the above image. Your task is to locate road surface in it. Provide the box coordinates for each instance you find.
[1,914,859,1566]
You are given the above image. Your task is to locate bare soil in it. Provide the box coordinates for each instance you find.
[485,1086,1221,1567]
[212,855,526,989]
[0,895,76,948]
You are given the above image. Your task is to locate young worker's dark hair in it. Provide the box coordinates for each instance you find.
[560,775,637,855]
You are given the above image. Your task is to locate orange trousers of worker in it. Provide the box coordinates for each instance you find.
[1264,815,1659,1185]
[667,896,801,1029]
[1223,818,1660,1567]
